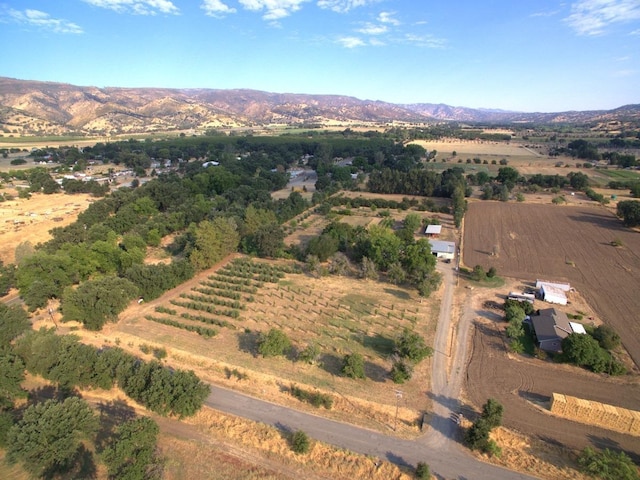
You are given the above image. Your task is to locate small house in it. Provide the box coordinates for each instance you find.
[531,307,585,353]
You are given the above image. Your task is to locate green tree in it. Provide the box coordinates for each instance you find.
[496,167,520,190]
[578,446,639,480]
[7,397,97,478]
[394,328,433,363]
[0,261,16,296]
[257,328,292,357]
[0,352,26,409]
[359,256,378,280]
[561,333,612,373]
[187,217,240,270]
[417,271,442,299]
[402,239,436,283]
[481,398,504,429]
[341,353,366,379]
[617,200,640,227]
[252,223,285,258]
[102,416,162,480]
[0,303,30,347]
[61,276,139,331]
[568,171,589,191]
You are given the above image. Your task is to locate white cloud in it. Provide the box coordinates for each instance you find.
[402,33,446,48]
[337,36,365,48]
[239,0,310,20]
[6,8,83,34]
[356,22,387,35]
[378,11,399,26]
[318,0,376,14]
[530,9,560,18]
[82,0,179,15]
[631,28,640,35]
[565,0,640,35]
[201,0,237,17]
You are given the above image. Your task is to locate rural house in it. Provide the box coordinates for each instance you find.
[530,307,585,353]
[428,240,455,260]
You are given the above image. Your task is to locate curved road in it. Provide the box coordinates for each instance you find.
[206,263,538,479]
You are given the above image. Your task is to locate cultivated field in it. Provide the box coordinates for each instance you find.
[461,201,640,459]
[97,255,440,435]
[463,201,640,369]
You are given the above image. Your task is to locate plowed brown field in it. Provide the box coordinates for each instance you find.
[462,201,640,460]
[463,201,640,368]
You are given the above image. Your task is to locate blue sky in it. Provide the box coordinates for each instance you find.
[1,0,639,112]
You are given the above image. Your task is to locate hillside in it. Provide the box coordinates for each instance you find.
[0,77,639,136]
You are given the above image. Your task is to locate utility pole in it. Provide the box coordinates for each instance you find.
[394,389,403,431]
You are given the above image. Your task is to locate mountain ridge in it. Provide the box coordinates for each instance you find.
[0,76,638,136]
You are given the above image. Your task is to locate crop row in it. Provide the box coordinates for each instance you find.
[202,280,258,294]
[145,315,217,338]
[180,293,246,310]
[170,299,241,319]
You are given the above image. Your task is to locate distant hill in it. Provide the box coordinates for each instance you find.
[0,77,638,136]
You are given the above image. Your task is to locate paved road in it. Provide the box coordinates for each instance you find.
[206,263,538,479]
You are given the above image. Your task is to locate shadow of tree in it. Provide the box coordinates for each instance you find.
[319,353,342,376]
[95,399,136,453]
[359,333,395,357]
[237,330,259,356]
[364,361,388,383]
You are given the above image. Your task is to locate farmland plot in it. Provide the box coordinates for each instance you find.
[116,256,438,430]
[463,201,640,369]
[462,201,640,458]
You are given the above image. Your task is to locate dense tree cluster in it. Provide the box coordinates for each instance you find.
[14,329,209,416]
[617,200,640,227]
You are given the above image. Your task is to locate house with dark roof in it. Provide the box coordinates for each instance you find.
[530,307,585,353]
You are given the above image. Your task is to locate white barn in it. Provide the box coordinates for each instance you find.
[540,284,567,305]
[429,240,455,260]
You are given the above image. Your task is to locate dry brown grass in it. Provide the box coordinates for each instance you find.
[182,407,413,480]
[0,193,93,264]
[485,427,590,480]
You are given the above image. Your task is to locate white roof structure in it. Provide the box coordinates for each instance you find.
[425,224,442,235]
[536,280,571,292]
[429,240,455,255]
[540,284,568,305]
[569,322,587,335]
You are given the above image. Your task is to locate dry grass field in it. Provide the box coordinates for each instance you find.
[0,193,94,264]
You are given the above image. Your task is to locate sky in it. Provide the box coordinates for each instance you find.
[1,0,639,113]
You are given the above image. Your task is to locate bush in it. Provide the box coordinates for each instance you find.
[578,446,639,480]
[593,324,621,351]
[394,328,433,363]
[415,462,431,479]
[291,430,311,454]
[341,353,365,379]
[390,360,413,384]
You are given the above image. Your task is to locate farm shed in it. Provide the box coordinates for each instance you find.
[428,240,455,260]
[540,284,567,305]
[531,308,585,353]
[425,224,442,237]
[535,280,570,291]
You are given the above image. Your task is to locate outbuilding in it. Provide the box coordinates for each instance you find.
[540,284,568,305]
[428,240,455,260]
[425,224,442,237]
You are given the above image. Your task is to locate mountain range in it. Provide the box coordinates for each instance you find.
[0,77,638,137]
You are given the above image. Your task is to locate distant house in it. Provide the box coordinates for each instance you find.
[425,224,442,237]
[428,240,455,260]
[531,307,585,353]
